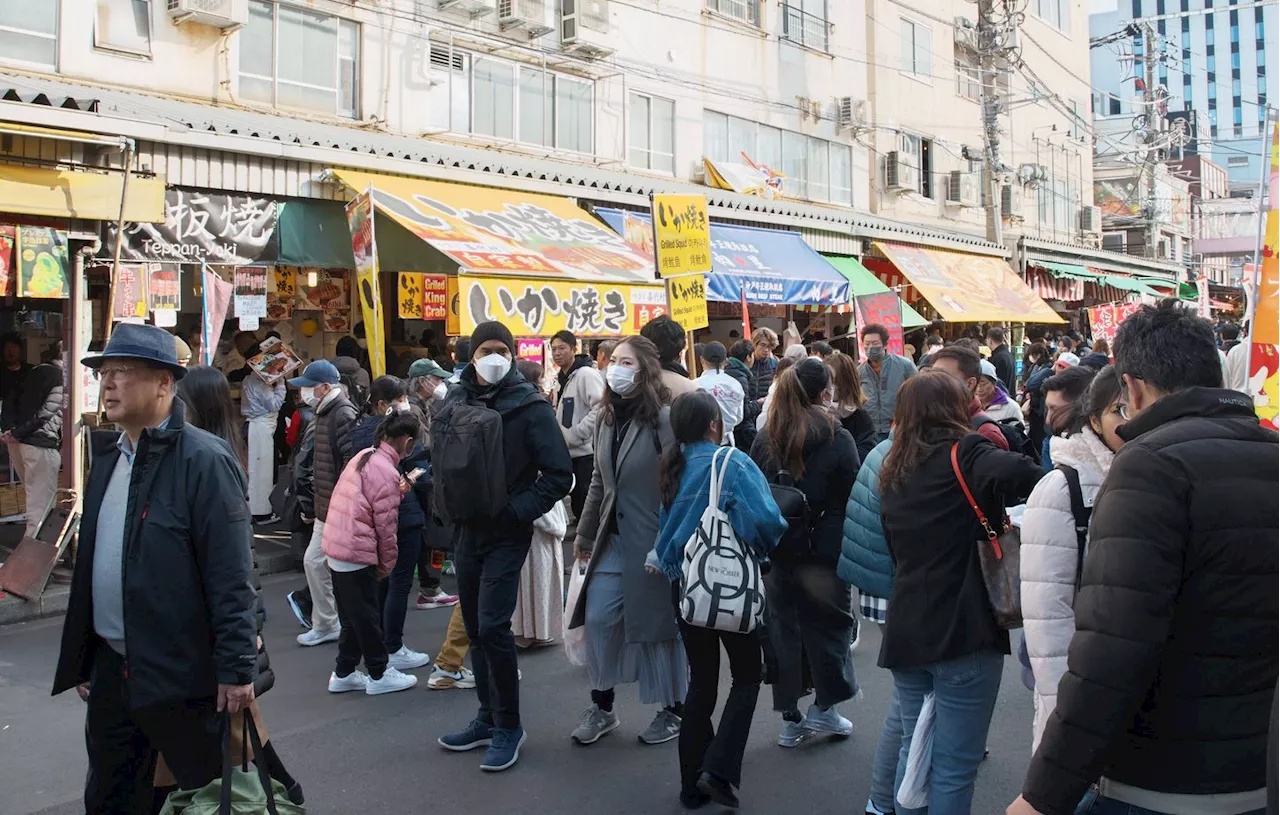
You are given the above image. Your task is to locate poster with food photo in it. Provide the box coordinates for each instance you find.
[0,225,14,296]
[246,336,303,385]
[295,269,347,311]
[17,227,70,299]
[234,267,268,319]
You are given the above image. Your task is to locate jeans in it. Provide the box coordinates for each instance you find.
[677,613,762,794]
[303,520,338,632]
[869,635,903,813]
[569,455,593,520]
[764,556,857,713]
[892,650,1004,815]
[1074,787,1265,815]
[455,540,528,729]
[331,566,389,680]
[379,527,422,653]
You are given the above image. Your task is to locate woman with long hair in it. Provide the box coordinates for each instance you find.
[651,390,786,809]
[172,367,303,807]
[567,335,688,747]
[749,358,861,748]
[877,371,1042,814]
[826,351,878,462]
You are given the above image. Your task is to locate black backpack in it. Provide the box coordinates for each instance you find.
[768,469,813,559]
[1056,465,1092,592]
[430,395,508,525]
[974,416,1037,460]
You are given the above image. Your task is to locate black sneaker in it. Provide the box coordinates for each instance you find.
[254,513,282,526]
[286,590,312,629]
[696,773,739,809]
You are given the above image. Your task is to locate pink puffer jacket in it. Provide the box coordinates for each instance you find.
[322,441,403,577]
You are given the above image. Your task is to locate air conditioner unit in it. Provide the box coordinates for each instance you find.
[437,0,496,18]
[1000,183,1023,218]
[1079,205,1102,233]
[946,170,980,206]
[834,96,866,130]
[498,0,553,37]
[166,0,246,29]
[561,0,614,57]
[953,17,979,52]
[886,151,918,192]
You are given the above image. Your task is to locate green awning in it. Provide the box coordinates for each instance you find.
[277,198,448,272]
[1036,261,1103,281]
[1101,275,1163,296]
[823,255,929,328]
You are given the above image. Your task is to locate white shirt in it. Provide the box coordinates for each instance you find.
[695,368,745,444]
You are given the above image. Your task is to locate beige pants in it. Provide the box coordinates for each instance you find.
[303,520,338,632]
[19,443,60,540]
[5,437,25,482]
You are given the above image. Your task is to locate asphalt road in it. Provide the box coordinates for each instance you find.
[0,573,1035,815]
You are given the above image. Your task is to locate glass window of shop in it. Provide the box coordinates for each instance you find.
[240,1,360,119]
[0,0,58,68]
[701,110,853,206]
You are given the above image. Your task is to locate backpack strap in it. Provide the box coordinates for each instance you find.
[1056,464,1091,591]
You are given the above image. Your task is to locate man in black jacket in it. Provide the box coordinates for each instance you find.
[52,323,257,814]
[726,340,760,452]
[1009,299,1278,815]
[437,321,572,773]
[986,326,1017,394]
[2,356,63,539]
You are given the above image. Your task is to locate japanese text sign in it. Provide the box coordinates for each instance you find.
[1086,302,1142,345]
[113,264,151,321]
[517,338,545,367]
[148,265,181,312]
[233,267,268,319]
[650,193,711,277]
[104,189,279,265]
[396,273,449,321]
[854,292,904,358]
[666,273,710,331]
[347,190,387,378]
[459,274,666,338]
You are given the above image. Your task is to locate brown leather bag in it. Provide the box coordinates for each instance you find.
[950,442,1023,630]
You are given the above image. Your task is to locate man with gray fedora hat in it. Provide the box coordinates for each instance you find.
[52,322,258,813]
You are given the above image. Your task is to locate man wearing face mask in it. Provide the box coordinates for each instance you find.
[436,321,572,773]
[287,360,359,647]
[857,323,917,442]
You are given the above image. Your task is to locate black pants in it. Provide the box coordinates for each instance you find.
[677,616,762,794]
[455,539,527,729]
[331,566,388,680]
[84,645,222,815]
[764,556,857,713]
[416,539,442,593]
[379,529,422,653]
[570,455,594,520]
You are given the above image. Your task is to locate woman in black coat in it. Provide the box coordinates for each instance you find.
[749,359,860,749]
[876,371,1042,815]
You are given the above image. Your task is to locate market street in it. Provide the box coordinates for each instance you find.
[1,572,1036,815]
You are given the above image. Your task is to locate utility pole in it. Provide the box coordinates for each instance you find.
[1140,23,1161,259]
[977,0,1006,245]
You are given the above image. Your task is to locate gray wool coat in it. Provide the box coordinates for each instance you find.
[568,407,676,644]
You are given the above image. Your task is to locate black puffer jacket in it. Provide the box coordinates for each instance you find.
[724,358,760,452]
[1023,388,1279,815]
[312,392,358,522]
[11,362,62,449]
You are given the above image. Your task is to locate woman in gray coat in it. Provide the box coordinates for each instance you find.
[568,335,687,747]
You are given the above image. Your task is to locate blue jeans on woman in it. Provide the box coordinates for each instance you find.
[891,649,1004,815]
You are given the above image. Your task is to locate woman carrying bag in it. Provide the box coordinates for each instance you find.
[648,390,787,810]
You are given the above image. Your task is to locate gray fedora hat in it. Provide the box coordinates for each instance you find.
[82,322,188,380]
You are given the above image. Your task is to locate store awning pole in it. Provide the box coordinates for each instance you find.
[104,139,136,341]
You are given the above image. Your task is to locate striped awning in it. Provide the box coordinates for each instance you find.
[1028,268,1085,301]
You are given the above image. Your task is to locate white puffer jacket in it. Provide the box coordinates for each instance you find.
[1019,427,1115,752]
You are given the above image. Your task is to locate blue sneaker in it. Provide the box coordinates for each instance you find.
[438,719,494,752]
[480,726,527,772]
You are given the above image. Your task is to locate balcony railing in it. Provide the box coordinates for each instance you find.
[706,0,760,27]
[782,4,828,52]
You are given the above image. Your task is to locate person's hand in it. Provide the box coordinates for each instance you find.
[217,683,255,714]
[76,682,90,702]
[1006,795,1043,815]
[574,544,592,562]
[0,431,10,443]
[256,635,264,651]
[644,564,659,575]
[300,514,313,525]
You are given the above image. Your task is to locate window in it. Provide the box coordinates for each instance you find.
[900,19,931,78]
[0,0,57,67]
[829,143,852,205]
[706,0,759,26]
[473,58,515,140]
[920,138,933,198]
[628,92,675,174]
[956,59,981,101]
[555,76,593,154]
[1069,99,1086,139]
[702,110,853,205]
[95,0,151,55]
[518,67,552,146]
[427,45,471,132]
[1109,95,1122,115]
[240,2,360,118]
[782,130,808,198]
[782,0,828,52]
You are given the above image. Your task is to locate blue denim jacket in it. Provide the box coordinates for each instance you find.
[650,441,787,581]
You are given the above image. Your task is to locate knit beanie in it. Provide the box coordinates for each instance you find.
[468,321,516,359]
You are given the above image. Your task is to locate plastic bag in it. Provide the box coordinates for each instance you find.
[897,692,936,811]
[563,560,588,667]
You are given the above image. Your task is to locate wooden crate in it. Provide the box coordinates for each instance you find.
[0,484,24,517]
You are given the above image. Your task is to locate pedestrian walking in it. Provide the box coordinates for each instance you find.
[857,323,917,442]
[550,329,604,521]
[976,359,1026,427]
[1037,366,1096,470]
[1008,301,1278,815]
[289,359,359,647]
[240,348,286,525]
[826,351,878,462]
[323,411,423,696]
[404,358,459,611]
[986,327,1017,395]
[436,321,572,772]
[640,314,698,399]
[567,335,688,748]
[2,351,62,539]
[651,390,787,810]
[749,359,860,747]
[930,346,1011,450]
[724,340,761,452]
[694,342,745,446]
[878,371,1043,815]
[0,332,33,480]
[1019,365,1123,752]
[52,323,258,815]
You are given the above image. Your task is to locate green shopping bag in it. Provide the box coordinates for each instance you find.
[160,710,305,815]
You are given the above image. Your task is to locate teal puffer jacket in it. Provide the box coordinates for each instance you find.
[837,437,894,600]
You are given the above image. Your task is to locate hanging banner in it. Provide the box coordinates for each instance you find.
[1086,302,1143,345]
[446,275,461,337]
[0,225,14,296]
[459,275,667,337]
[347,190,386,377]
[854,292,905,359]
[517,338,545,367]
[650,193,712,277]
[269,266,296,320]
[666,273,710,331]
[1247,121,1279,431]
[423,274,448,320]
[398,272,424,319]
[16,227,70,299]
[112,263,151,320]
[102,189,279,265]
[201,264,233,366]
[233,267,268,319]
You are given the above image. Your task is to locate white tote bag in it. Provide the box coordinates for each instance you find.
[680,447,765,634]
[563,561,588,666]
[897,692,936,810]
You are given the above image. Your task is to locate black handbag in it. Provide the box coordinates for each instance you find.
[769,470,814,559]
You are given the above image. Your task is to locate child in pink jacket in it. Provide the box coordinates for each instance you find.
[322,412,422,696]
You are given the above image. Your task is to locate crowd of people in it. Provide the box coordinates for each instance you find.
[47,299,1277,815]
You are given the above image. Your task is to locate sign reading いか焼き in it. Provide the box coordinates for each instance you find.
[665,274,710,331]
[650,194,711,277]
[398,273,449,320]
[458,275,667,337]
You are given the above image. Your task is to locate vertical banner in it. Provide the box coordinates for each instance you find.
[201,263,233,366]
[649,193,712,278]
[854,292,904,358]
[347,189,386,378]
[1247,120,1278,431]
[1086,302,1143,345]
[665,273,710,331]
[112,263,150,321]
[1195,276,1211,319]
[0,224,14,297]
[269,266,295,321]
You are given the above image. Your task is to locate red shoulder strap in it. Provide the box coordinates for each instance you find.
[949,442,1003,558]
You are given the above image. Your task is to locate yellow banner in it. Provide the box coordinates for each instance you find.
[1248,121,1278,431]
[346,190,386,378]
[666,273,710,331]
[651,193,712,277]
[458,274,667,338]
[446,275,461,336]
[0,164,166,222]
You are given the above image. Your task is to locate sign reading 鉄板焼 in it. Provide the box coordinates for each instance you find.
[458,274,667,338]
[650,194,712,278]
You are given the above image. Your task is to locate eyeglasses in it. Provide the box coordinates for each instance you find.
[94,365,144,382]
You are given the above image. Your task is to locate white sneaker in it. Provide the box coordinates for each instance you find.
[367,666,418,695]
[387,645,431,671]
[297,627,340,647]
[328,671,368,693]
[427,665,477,690]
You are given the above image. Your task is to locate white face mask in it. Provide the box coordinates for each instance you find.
[300,386,318,407]
[475,353,512,385]
[606,364,638,396]
[432,381,448,401]
[392,399,411,414]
